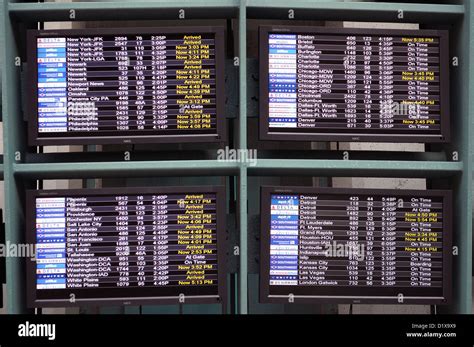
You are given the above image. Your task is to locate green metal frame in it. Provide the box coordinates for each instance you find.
[1,0,472,314]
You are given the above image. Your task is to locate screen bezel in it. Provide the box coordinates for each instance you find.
[259,25,450,143]
[259,186,452,304]
[27,26,226,146]
[26,185,227,308]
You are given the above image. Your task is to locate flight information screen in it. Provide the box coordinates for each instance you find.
[27,187,226,307]
[28,27,225,145]
[259,26,449,142]
[260,187,452,304]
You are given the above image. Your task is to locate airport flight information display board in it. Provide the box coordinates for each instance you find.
[259,26,450,142]
[27,186,226,307]
[260,187,452,304]
[27,27,225,145]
